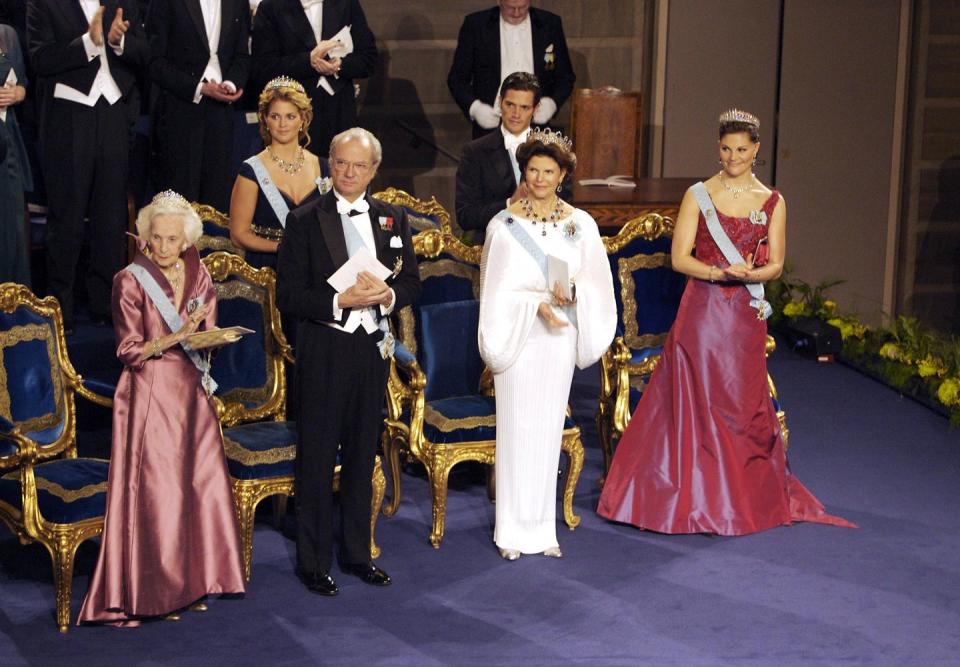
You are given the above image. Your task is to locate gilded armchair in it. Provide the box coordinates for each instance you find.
[0,283,113,633]
[202,252,384,581]
[372,187,452,234]
[193,203,246,259]
[597,214,686,483]
[382,233,584,548]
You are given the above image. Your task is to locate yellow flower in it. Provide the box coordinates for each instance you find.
[827,318,852,340]
[783,301,805,318]
[822,300,837,313]
[917,355,947,378]
[937,378,960,406]
[879,343,901,361]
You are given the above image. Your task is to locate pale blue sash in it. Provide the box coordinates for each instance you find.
[340,213,394,358]
[495,210,577,326]
[126,263,218,395]
[690,182,772,320]
[245,156,289,227]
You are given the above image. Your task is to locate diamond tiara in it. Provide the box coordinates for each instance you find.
[718,108,760,128]
[264,76,306,94]
[150,190,192,210]
[527,127,574,151]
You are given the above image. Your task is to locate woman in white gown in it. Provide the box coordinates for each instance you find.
[479,130,616,560]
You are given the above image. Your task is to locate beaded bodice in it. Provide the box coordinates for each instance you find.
[694,190,780,268]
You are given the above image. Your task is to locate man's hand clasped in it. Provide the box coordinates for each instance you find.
[311,39,343,75]
[201,80,244,103]
[339,271,392,309]
[89,7,128,49]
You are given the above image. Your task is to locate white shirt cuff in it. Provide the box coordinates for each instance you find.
[193,80,204,104]
[110,34,125,56]
[380,289,397,316]
[332,294,343,320]
[81,33,100,61]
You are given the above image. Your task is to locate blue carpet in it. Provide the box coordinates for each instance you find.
[1,335,959,665]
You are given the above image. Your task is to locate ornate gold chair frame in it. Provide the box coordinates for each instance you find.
[193,203,246,259]
[0,283,113,632]
[203,253,384,580]
[372,188,453,234]
[381,232,584,548]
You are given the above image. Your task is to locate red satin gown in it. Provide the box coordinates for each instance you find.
[597,190,854,535]
[78,246,245,626]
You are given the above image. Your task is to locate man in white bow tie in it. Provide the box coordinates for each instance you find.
[276,127,420,596]
[455,72,568,240]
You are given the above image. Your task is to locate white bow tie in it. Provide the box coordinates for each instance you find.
[336,197,370,216]
[503,132,527,152]
[301,0,323,9]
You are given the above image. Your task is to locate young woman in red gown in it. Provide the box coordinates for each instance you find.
[597,109,854,536]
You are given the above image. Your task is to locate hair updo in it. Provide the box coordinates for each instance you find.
[516,136,577,186]
[258,78,314,148]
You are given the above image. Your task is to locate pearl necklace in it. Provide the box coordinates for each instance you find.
[268,146,305,175]
[720,172,755,199]
[520,197,565,236]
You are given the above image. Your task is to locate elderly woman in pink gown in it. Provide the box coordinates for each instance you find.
[79,191,245,626]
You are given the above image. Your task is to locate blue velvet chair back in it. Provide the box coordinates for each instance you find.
[0,297,67,450]
[418,300,484,403]
[604,215,686,350]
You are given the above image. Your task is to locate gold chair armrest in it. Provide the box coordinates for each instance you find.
[72,375,114,409]
[389,356,426,459]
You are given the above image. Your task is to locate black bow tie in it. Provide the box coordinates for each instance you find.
[347,210,365,217]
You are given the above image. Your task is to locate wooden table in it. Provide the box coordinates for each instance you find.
[572,177,695,233]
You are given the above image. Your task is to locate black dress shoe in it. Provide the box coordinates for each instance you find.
[339,562,392,587]
[297,569,339,596]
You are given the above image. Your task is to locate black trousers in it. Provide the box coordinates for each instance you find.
[308,88,357,158]
[41,96,131,323]
[294,323,388,574]
[152,94,235,212]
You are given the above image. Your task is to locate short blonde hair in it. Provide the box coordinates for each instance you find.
[135,192,203,246]
[258,79,314,148]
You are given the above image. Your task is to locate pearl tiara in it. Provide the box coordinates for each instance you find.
[264,76,306,94]
[718,108,760,128]
[527,127,574,152]
[150,190,191,210]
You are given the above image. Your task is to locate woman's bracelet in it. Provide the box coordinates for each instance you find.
[151,338,161,357]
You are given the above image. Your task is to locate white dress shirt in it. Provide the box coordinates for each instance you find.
[193,0,236,103]
[329,191,396,334]
[499,15,534,89]
[53,0,123,106]
[302,0,323,45]
[501,124,530,195]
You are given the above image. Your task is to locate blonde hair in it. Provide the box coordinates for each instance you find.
[258,79,314,148]
[135,191,203,246]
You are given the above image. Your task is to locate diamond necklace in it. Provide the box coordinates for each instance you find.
[268,146,305,175]
[720,172,754,199]
[520,197,565,236]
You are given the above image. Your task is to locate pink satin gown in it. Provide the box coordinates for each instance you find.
[597,191,855,535]
[78,246,245,626]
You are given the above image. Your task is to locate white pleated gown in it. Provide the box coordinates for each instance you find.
[479,208,616,553]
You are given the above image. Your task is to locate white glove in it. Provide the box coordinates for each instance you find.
[533,96,557,125]
[470,99,501,129]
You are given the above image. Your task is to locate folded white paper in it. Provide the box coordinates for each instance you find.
[0,68,17,122]
[327,247,392,293]
[547,254,572,300]
[578,174,636,189]
[319,25,353,96]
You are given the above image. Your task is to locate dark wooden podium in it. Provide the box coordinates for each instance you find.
[571,178,694,234]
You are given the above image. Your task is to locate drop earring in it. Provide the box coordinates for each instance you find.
[752,157,757,166]
[556,183,562,193]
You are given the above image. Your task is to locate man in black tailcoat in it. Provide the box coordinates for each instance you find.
[276,127,420,596]
[26,0,149,329]
[448,0,575,139]
[146,0,250,211]
[251,0,377,155]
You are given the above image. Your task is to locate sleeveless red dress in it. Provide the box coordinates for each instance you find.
[597,190,854,535]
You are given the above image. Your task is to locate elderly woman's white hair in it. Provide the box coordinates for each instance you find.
[329,127,382,164]
[135,190,204,246]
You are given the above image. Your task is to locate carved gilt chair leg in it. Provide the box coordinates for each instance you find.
[595,402,613,488]
[370,458,385,559]
[232,480,257,582]
[381,430,403,517]
[426,453,450,549]
[560,433,584,530]
[48,532,79,633]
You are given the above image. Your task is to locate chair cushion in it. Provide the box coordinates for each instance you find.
[419,300,484,403]
[420,395,576,445]
[0,458,108,524]
[212,279,271,407]
[222,421,297,480]
[0,309,66,444]
[405,208,443,232]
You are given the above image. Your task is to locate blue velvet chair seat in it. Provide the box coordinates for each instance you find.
[415,395,576,445]
[0,458,107,524]
[222,421,297,480]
